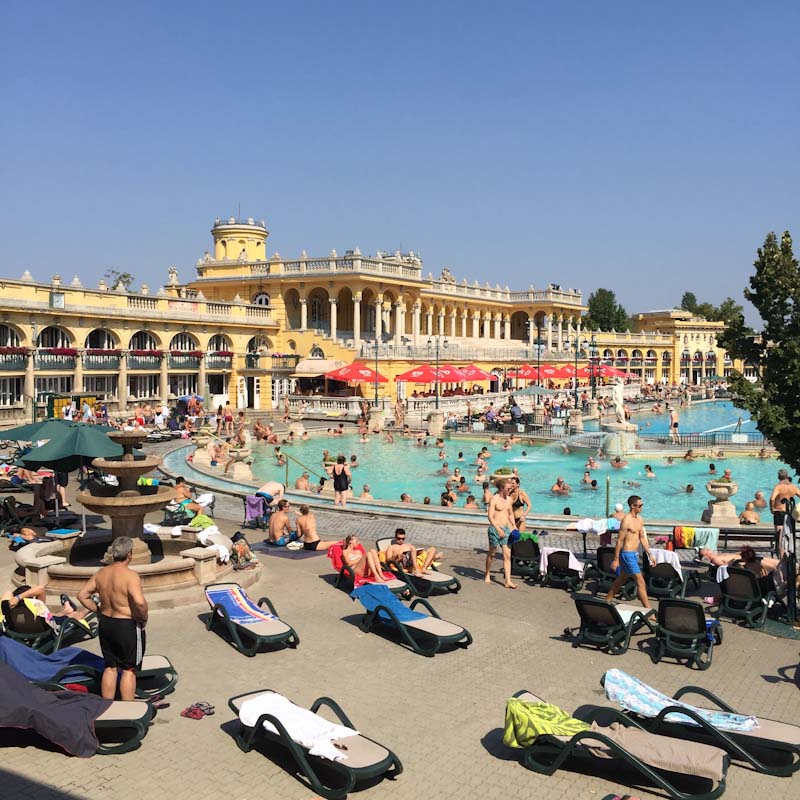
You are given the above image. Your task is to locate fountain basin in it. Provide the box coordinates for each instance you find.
[91,455,163,481]
[77,485,175,518]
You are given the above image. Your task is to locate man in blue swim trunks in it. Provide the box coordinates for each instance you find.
[605,495,656,609]
[484,479,518,589]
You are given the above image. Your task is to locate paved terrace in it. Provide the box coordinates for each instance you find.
[1,480,798,800]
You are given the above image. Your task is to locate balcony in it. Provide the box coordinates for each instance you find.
[168,354,201,370]
[245,354,261,369]
[0,354,26,371]
[272,355,300,370]
[206,354,233,370]
[84,352,121,371]
[128,354,162,370]
[35,351,77,371]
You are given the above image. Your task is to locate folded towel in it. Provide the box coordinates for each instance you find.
[651,547,682,577]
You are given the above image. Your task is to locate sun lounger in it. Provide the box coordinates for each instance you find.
[572,595,655,655]
[351,583,472,657]
[602,669,800,777]
[654,599,719,670]
[375,537,461,597]
[541,548,584,592]
[718,566,776,628]
[204,582,299,657]
[328,542,408,596]
[584,546,637,600]
[510,537,541,580]
[508,689,729,800]
[49,654,178,699]
[228,688,403,799]
[0,598,96,654]
[0,661,152,756]
[642,556,689,600]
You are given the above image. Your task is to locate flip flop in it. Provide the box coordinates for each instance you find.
[181,706,204,720]
[193,701,215,716]
[60,594,79,612]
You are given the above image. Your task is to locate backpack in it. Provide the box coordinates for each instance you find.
[231,538,256,568]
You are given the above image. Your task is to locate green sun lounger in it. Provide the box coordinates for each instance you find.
[572,595,655,654]
[375,537,461,597]
[228,688,403,799]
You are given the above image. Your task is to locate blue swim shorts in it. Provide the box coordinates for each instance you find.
[488,524,511,549]
[616,550,641,576]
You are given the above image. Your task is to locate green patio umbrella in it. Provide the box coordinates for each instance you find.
[514,385,561,397]
[19,426,123,531]
[2,419,73,443]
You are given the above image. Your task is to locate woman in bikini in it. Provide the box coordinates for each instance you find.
[341,534,387,583]
[509,475,531,532]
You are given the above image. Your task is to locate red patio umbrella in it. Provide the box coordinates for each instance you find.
[436,364,468,382]
[599,364,628,378]
[537,364,561,380]
[459,364,492,381]
[553,364,577,379]
[508,364,539,380]
[325,362,388,383]
[576,365,592,379]
[395,365,442,382]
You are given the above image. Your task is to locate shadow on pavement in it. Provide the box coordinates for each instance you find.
[0,769,89,800]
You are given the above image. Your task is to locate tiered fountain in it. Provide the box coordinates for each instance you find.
[11,430,259,607]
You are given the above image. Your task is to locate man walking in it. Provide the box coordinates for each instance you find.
[668,406,680,444]
[77,537,148,700]
[485,479,517,589]
[769,469,800,553]
[605,495,656,609]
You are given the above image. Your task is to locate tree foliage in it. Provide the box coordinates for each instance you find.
[718,230,800,471]
[104,268,134,290]
[680,292,697,313]
[583,288,629,332]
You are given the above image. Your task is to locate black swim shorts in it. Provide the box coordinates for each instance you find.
[773,510,786,528]
[98,615,145,670]
[303,540,320,551]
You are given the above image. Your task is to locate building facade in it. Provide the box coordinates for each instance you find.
[0,217,742,424]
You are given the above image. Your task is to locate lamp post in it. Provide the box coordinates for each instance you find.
[589,333,597,399]
[373,339,380,407]
[573,336,580,410]
[427,335,448,410]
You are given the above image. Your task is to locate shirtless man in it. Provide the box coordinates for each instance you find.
[605,495,656,609]
[77,537,148,701]
[360,484,373,500]
[256,480,285,507]
[769,469,800,545]
[753,490,767,509]
[384,527,439,576]
[294,472,311,491]
[739,502,760,525]
[484,479,517,589]
[267,499,296,545]
[669,406,680,444]
[551,477,570,495]
[295,504,336,551]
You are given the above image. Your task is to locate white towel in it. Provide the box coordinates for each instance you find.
[195,526,221,545]
[539,546,584,576]
[715,564,729,583]
[650,547,682,578]
[208,544,230,563]
[143,523,160,534]
[171,526,183,538]
[576,518,607,534]
[239,692,358,762]
[195,492,215,507]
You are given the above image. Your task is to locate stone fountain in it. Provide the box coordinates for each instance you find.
[11,429,259,607]
[76,430,174,565]
[701,479,739,526]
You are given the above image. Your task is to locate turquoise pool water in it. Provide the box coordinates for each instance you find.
[247,403,790,522]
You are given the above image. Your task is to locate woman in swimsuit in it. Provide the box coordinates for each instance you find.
[332,455,352,507]
[215,405,224,436]
[341,534,387,582]
[509,476,531,532]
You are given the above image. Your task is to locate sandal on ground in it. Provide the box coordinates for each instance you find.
[181,706,204,720]
[193,701,215,716]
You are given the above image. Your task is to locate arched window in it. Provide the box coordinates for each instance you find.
[310,345,325,359]
[0,324,21,348]
[169,333,198,352]
[129,331,158,351]
[37,326,71,349]
[251,292,270,306]
[208,334,231,353]
[85,329,116,350]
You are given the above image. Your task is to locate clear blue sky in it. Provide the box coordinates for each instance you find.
[3,1,798,324]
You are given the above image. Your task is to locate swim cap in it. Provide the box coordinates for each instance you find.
[614,503,624,512]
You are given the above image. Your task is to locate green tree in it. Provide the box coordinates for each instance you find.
[680,291,698,312]
[714,296,745,325]
[104,268,134,290]
[718,230,800,471]
[583,288,629,331]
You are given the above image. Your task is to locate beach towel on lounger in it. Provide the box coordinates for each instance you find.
[351,584,426,624]
[0,661,111,757]
[205,585,278,626]
[327,543,393,586]
[503,698,590,748]
[0,637,104,683]
[603,668,758,732]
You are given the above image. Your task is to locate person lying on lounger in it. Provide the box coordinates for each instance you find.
[342,534,388,583]
[1,584,91,630]
[383,527,441,576]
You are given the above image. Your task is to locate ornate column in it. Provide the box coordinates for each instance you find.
[437,312,445,337]
[374,296,383,342]
[24,351,35,419]
[412,302,421,345]
[449,312,457,338]
[198,353,207,405]
[460,311,468,338]
[74,350,84,394]
[353,293,361,350]
[329,298,338,341]
[546,314,553,350]
[299,297,308,330]
[576,317,582,338]
[118,352,128,407]
[159,356,169,402]
[528,315,535,346]
[494,314,502,340]
[557,314,564,351]
[471,312,479,339]
[394,301,403,346]
[426,309,433,338]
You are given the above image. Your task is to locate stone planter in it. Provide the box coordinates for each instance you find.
[491,471,514,486]
[701,480,739,525]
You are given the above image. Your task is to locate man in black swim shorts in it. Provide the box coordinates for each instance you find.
[78,537,148,700]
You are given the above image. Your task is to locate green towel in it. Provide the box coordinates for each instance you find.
[503,699,590,748]
[188,514,216,530]
[519,531,539,543]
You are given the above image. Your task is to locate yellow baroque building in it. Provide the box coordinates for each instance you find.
[0,216,742,425]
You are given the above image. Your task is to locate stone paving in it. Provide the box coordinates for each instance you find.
[1,493,799,800]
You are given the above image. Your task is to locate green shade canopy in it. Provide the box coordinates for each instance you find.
[2,419,74,442]
[514,385,561,397]
[20,426,123,473]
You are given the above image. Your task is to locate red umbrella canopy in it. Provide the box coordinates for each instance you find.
[576,365,593,379]
[599,364,628,378]
[553,364,577,378]
[459,364,492,381]
[395,365,441,382]
[436,364,468,382]
[538,364,562,379]
[508,364,539,379]
[325,362,387,383]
